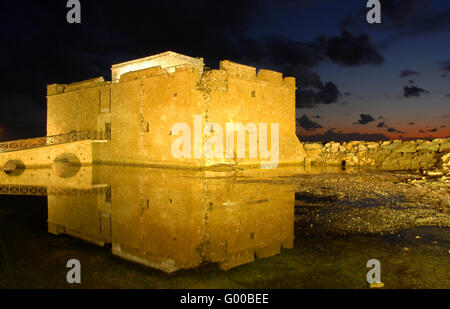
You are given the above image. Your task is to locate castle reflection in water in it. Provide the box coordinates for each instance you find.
[0,164,342,273]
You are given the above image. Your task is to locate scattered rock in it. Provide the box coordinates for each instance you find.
[370,282,385,288]
[432,138,448,144]
[439,142,450,153]
[416,141,439,152]
[395,142,417,153]
[304,143,323,150]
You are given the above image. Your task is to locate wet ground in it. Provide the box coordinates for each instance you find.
[289,170,450,235]
[0,168,448,289]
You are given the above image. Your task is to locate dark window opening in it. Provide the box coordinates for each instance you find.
[105,188,112,204]
[105,123,111,135]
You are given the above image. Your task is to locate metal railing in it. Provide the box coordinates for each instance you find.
[0,185,47,196]
[0,131,110,153]
[0,185,110,196]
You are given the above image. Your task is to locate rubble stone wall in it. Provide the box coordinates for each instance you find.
[300,138,450,174]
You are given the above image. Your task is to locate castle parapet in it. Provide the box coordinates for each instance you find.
[283,76,296,88]
[47,84,66,96]
[219,60,296,88]
[257,69,283,84]
[65,77,106,93]
[220,60,256,79]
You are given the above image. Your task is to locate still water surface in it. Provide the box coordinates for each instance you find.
[0,165,448,288]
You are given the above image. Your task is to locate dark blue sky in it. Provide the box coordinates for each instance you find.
[253,0,450,138]
[0,0,449,141]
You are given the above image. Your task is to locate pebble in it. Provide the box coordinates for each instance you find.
[370,282,385,288]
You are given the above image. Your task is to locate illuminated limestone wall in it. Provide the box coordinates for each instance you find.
[47,78,108,136]
[191,61,304,167]
[96,65,205,167]
[46,52,305,169]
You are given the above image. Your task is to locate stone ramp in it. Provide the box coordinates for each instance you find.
[0,140,97,169]
[0,132,109,169]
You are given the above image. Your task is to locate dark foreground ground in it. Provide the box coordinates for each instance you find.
[0,171,449,289]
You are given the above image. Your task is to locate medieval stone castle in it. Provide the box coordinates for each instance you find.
[43,51,304,169]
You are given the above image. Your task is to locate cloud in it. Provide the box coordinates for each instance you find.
[408,122,415,125]
[442,125,447,128]
[441,73,448,78]
[355,113,376,125]
[298,129,389,142]
[400,69,420,78]
[443,115,450,119]
[239,38,334,108]
[316,31,384,67]
[377,121,388,128]
[296,115,323,131]
[445,94,450,98]
[388,127,406,134]
[439,61,450,72]
[247,31,383,108]
[428,128,438,132]
[298,81,342,107]
[382,0,430,27]
[311,115,322,119]
[403,85,429,98]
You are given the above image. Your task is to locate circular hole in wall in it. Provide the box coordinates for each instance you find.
[52,153,81,178]
[3,160,26,176]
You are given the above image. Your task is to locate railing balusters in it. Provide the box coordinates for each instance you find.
[0,130,110,153]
